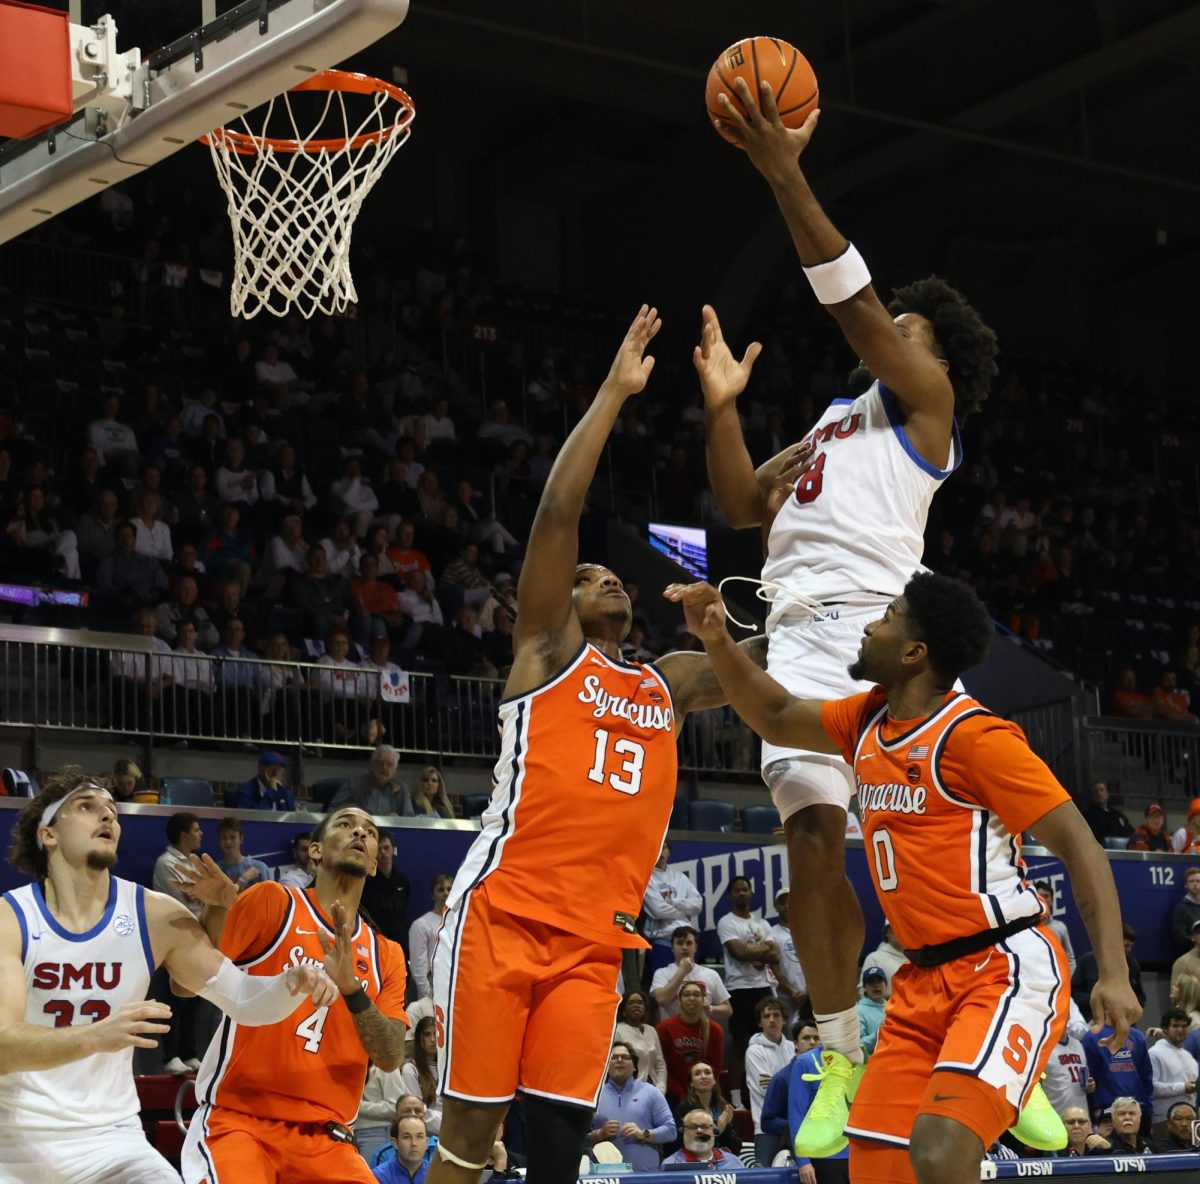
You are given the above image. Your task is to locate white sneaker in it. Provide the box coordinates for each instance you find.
[163,1057,190,1075]
[183,1058,202,1073]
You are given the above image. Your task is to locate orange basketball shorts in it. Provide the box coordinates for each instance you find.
[846,923,1069,1181]
[433,882,623,1108]
[182,1104,376,1184]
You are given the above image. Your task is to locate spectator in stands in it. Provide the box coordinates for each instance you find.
[1148,1007,1197,1127]
[1173,922,1200,985]
[441,542,494,610]
[355,1075,409,1169]
[1129,803,1172,852]
[331,459,380,539]
[1082,780,1134,844]
[215,816,270,892]
[279,831,315,888]
[613,990,668,1094]
[444,606,497,678]
[175,464,217,534]
[1152,1102,1198,1153]
[482,601,515,674]
[110,758,143,801]
[1074,922,1146,1018]
[768,891,807,1010]
[259,443,317,518]
[1061,1106,1098,1156]
[11,486,81,579]
[155,574,218,650]
[1153,670,1198,725]
[330,745,412,815]
[354,554,408,640]
[399,1016,443,1137]
[1171,869,1200,955]
[87,393,140,476]
[97,520,170,611]
[860,918,908,986]
[746,995,795,1166]
[657,981,725,1104]
[409,873,453,999]
[410,767,454,819]
[1085,1098,1152,1156]
[213,617,264,735]
[478,400,530,450]
[677,1060,741,1157]
[660,1110,742,1170]
[1170,971,1200,1029]
[650,925,732,1021]
[64,446,120,519]
[203,502,255,594]
[109,606,172,729]
[231,750,296,811]
[589,1041,674,1171]
[132,489,173,563]
[1111,668,1156,720]
[424,396,456,444]
[262,512,310,596]
[163,620,215,735]
[360,828,411,946]
[642,841,704,975]
[1173,804,1200,857]
[209,580,259,651]
[372,1113,429,1184]
[1043,1024,1090,1119]
[150,811,205,1075]
[1084,1023,1153,1127]
[396,569,445,650]
[181,387,224,440]
[856,967,888,1055]
[76,487,121,568]
[254,343,301,399]
[378,462,422,536]
[717,876,778,1079]
[312,628,374,741]
[291,545,362,642]
[387,521,433,582]
[1035,880,1077,975]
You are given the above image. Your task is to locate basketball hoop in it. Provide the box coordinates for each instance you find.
[202,69,414,320]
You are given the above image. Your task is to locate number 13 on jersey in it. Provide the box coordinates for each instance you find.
[588,728,645,795]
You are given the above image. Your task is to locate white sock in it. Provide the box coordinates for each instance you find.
[814,1007,864,1064]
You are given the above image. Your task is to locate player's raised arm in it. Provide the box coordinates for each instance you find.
[662,581,839,753]
[715,79,952,421]
[0,899,173,1072]
[511,306,660,661]
[1025,801,1142,1049]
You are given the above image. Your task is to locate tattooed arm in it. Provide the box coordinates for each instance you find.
[348,1004,407,1072]
[656,635,768,723]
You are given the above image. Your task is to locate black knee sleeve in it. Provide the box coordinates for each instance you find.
[522,1095,593,1184]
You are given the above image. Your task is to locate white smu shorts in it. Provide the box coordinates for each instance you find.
[0,1120,181,1184]
[761,603,880,820]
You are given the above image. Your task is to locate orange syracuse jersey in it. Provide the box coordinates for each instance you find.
[195,882,408,1126]
[449,642,678,948]
[821,689,1069,953]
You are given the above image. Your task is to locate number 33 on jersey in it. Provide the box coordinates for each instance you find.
[449,642,678,946]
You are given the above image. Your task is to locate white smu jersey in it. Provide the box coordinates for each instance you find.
[0,876,155,1131]
[762,381,961,622]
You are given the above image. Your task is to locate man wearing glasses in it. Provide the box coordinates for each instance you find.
[588,1042,674,1171]
[661,1110,744,1170]
[1060,1107,1099,1157]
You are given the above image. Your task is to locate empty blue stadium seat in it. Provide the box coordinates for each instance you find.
[163,778,214,807]
[741,804,782,835]
[309,778,345,811]
[688,800,735,833]
[462,793,492,818]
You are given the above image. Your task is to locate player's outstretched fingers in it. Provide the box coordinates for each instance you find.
[731,78,760,122]
[757,79,782,122]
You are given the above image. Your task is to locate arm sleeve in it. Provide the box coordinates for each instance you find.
[819,689,884,764]
[937,715,1071,835]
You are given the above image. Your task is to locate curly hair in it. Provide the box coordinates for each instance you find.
[889,276,998,418]
[8,765,106,880]
[901,572,993,684]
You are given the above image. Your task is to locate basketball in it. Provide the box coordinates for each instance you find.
[705,36,819,145]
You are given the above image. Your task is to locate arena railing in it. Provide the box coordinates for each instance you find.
[0,628,759,774]
[1079,714,1200,805]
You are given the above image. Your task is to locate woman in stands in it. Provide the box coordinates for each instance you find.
[677,1061,741,1156]
[400,1015,443,1134]
[1170,972,1200,1030]
[13,485,81,579]
[614,990,667,1093]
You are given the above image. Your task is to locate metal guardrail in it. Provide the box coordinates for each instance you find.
[0,634,758,774]
[1080,715,1200,803]
[1010,698,1084,794]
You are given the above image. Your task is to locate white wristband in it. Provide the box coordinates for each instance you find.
[197,955,303,1027]
[803,243,871,305]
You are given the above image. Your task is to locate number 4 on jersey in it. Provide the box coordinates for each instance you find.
[295,1006,329,1053]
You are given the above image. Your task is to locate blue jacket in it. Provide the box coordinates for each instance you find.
[761,1046,849,1167]
[231,775,296,812]
[592,1077,676,1171]
[856,997,886,1055]
[373,1157,429,1184]
[1082,1025,1153,1114]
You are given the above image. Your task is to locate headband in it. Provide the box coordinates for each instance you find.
[37,784,114,848]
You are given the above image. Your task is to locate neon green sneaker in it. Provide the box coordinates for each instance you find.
[1008,1081,1067,1152]
[794,1050,865,1158]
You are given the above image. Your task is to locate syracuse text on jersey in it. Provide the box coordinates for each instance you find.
[578,673,674,733]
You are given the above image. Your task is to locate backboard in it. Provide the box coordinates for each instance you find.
[0,0,408,245]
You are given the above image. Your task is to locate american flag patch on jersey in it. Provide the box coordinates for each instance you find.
[907,745,929,760]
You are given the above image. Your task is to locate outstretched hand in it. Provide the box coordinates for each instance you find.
[603,305,662,398]
[317,898,360,996]
[663,581,729,645]
[757,441,815,518]
[172,853,238,911]
[693,304,762,410]
[715,77,820,180]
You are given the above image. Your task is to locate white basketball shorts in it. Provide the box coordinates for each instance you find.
[0,1120,181,1184]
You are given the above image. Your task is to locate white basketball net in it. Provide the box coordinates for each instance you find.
[205,73,414,320]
